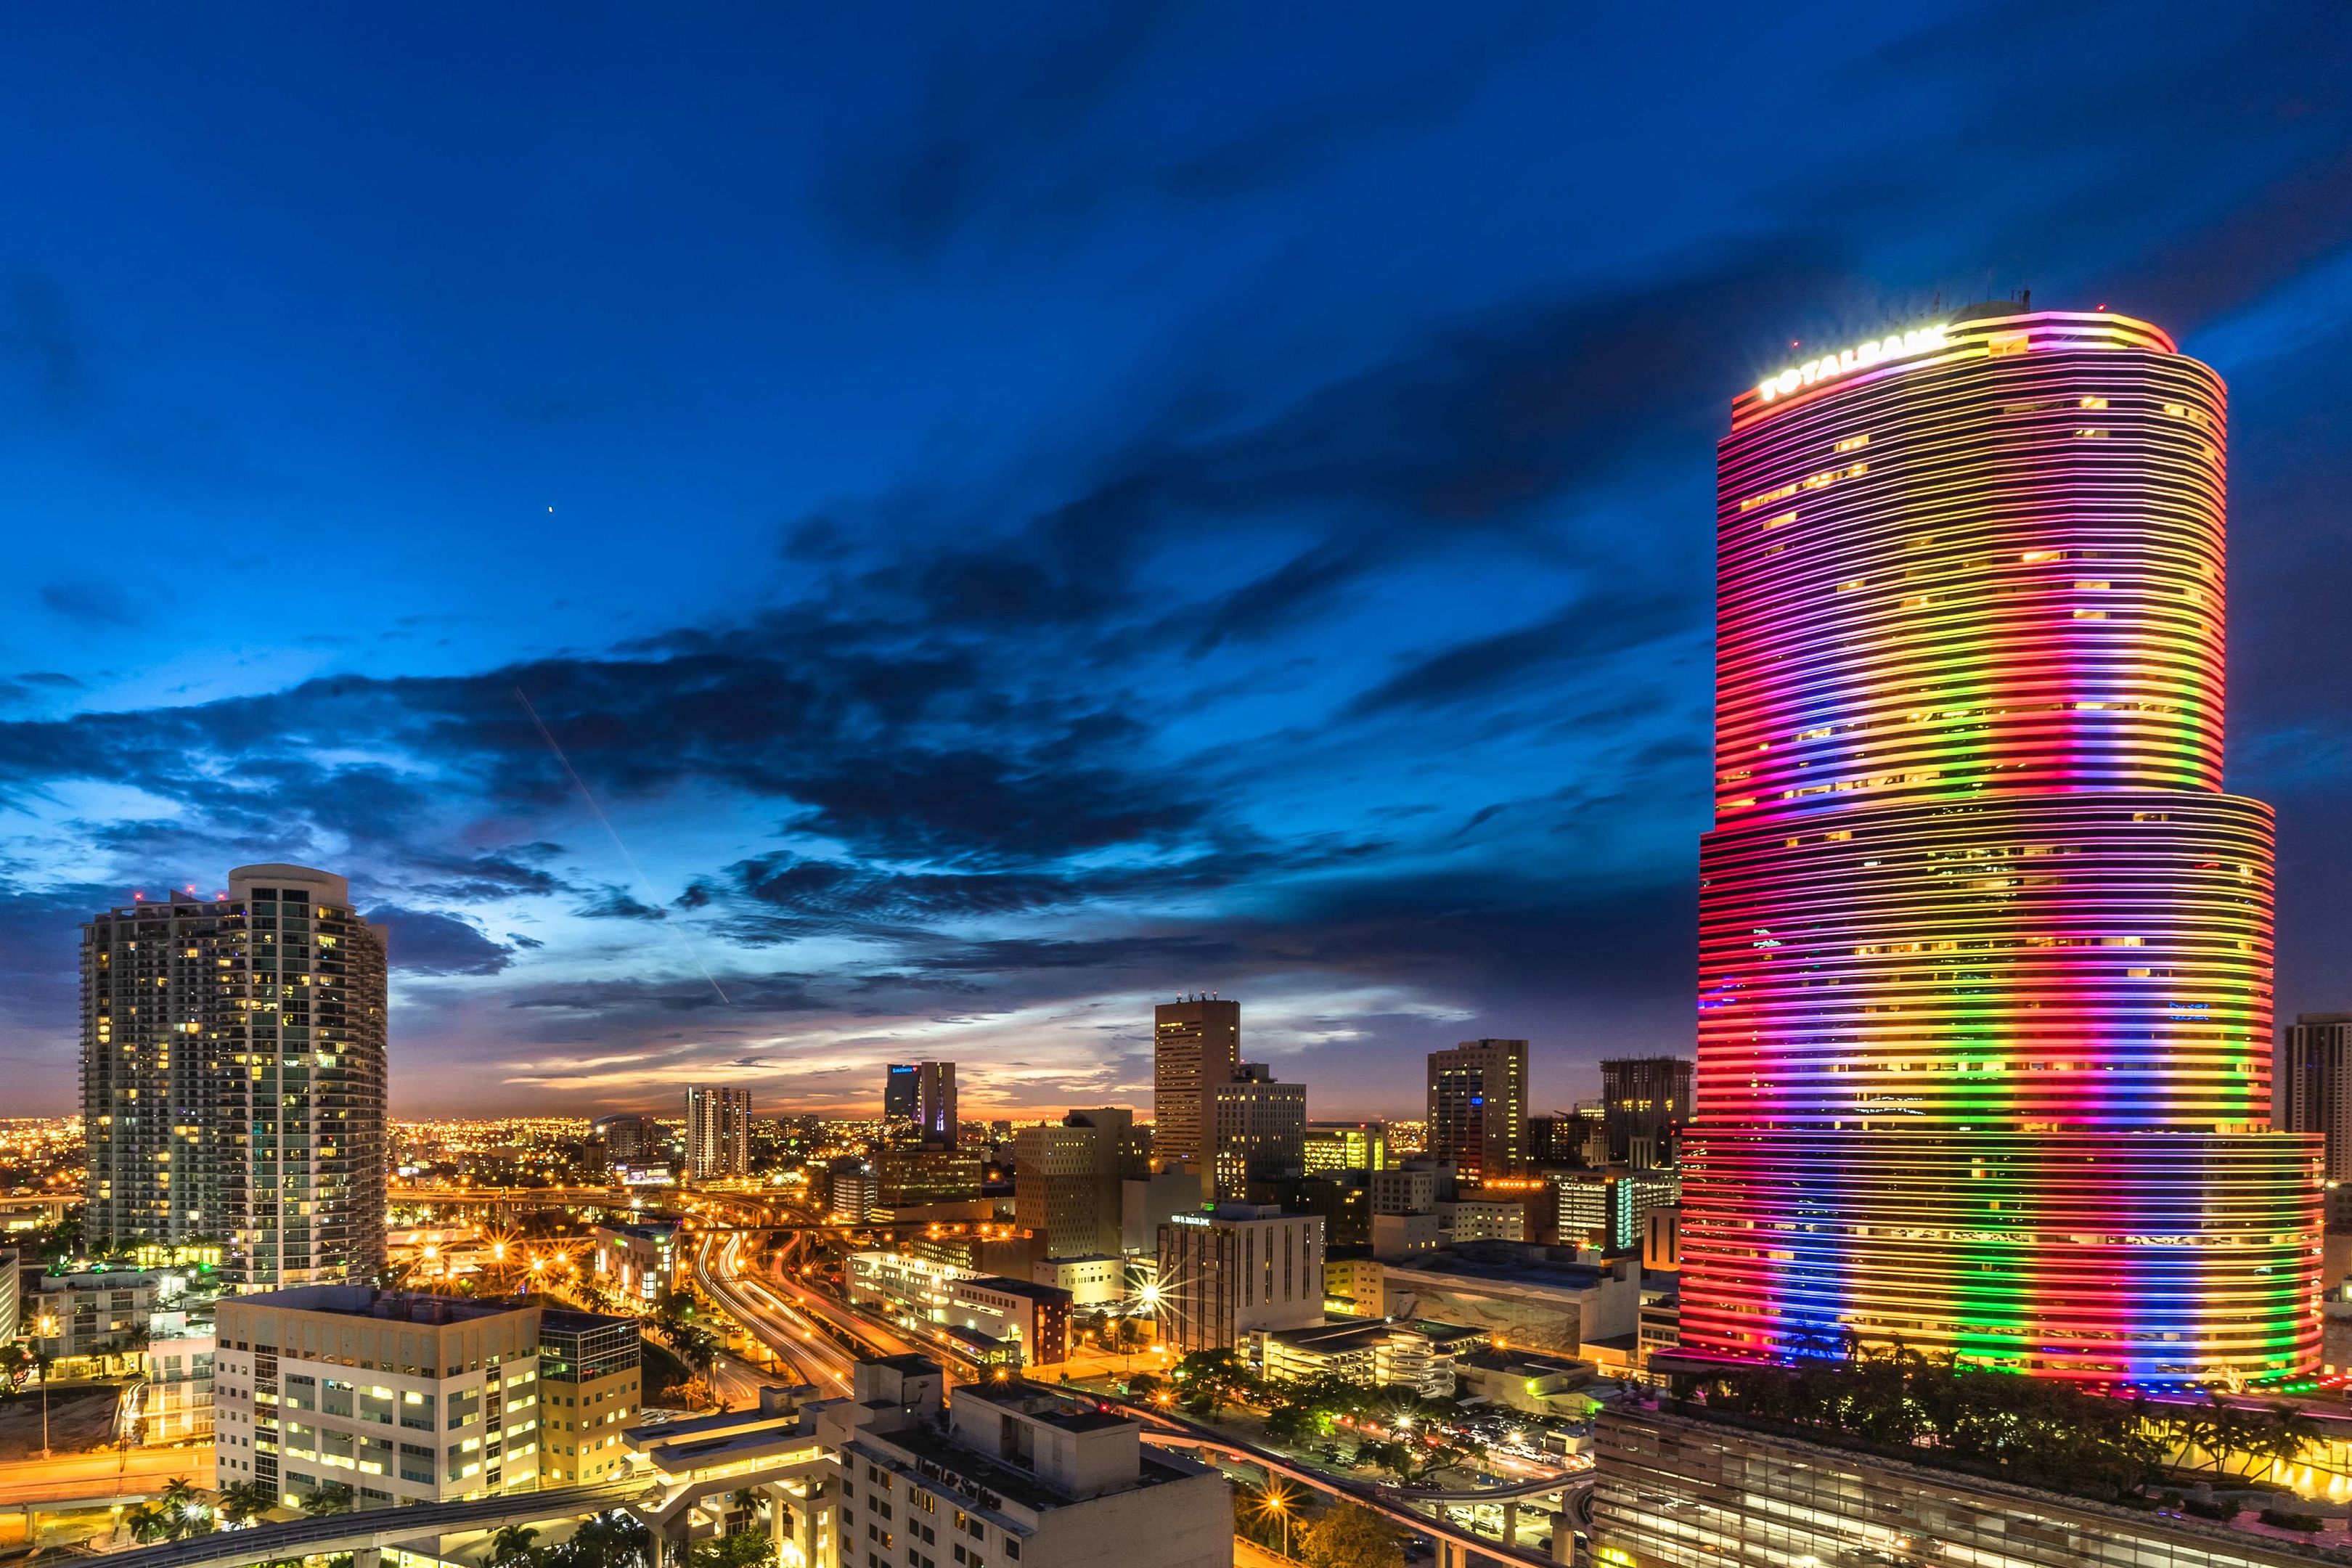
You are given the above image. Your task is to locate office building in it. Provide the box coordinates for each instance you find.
[1592,1402,2329,1568]
[828,1157,878,1225]
[589,1114,662,1169]
[81,865,388,1288]
[0,1249,15,1346]
[1246,1173,1369,1251]
[1122,1169,1204,1254]
[1600,1056,1693,1167]
[591,1221,680,1302]
[1681,306,2319,1379]
[1207,1065,1306,1199]
[1426,1039,1527,1177]
[1551,1169,1678,1254]
[1369,1164,1446,1215]
[682,1085,751,1181]
[537,1308,641,1486]
[877,1146,985,1210]
[820,1357,1232,1568]
[1153,996,1240,1168]
[2279,1013,2352,1183]
[884,1061,958,1148]
[1015,1109,1148,1259]
[1302,1122,1388,1174]
[1155,1204,1324,1355]
[212,1287,542,1507]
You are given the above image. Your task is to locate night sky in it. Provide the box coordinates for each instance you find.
[2,3,2349,1119]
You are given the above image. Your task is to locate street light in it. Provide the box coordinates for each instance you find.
[35,1312,57,1458]
[1260,1485,1294,1559]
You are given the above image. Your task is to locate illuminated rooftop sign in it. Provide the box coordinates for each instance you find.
[1757,324,1948,403]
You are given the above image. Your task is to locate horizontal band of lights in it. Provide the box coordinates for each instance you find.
[1681,309,2322,1384]
[1715,311,2225,826]
[1677,1130,2321,1381]
[1698,793,2274,1130]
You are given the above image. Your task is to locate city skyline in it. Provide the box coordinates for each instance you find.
[2,7,2351,1120]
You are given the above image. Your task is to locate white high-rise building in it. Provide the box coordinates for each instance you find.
[81,865,387,1289]
[683,1085,751,1181]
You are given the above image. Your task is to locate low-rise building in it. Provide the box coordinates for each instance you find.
[1323,1257,1385,1318]
[592,1220,682,1303]
[1593,1402,2335,1568]
[1257,1318,1484,1397]
[1437,1199,1527,1244]
[1452,1347,1597,1418]
[1381,1242,1641,1355]
[1033,1254,1123,1307]
[213,1287,543,1508]
[947,1277,1073,1367]
[142,1315,216,1443]
[852,1251,971,1326]
[539,1307,641,1487]
[30,1267,165,1368]
[1370,1210,1442,1262]
[821,1357,1231,1568]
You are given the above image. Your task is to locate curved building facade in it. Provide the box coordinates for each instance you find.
[1678,308,2322,1381]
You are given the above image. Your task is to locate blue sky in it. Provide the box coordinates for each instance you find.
[2,1,2349,1118]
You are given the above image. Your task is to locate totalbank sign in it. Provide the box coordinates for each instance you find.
[1757,324,1948,403]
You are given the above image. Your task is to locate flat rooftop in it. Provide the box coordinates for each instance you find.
[224,1286,529,1326]
[957,1381,1132,1433]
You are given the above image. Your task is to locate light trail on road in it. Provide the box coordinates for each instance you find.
[693,1231,862,1394]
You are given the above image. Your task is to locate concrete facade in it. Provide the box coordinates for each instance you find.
[213,1287,543,1509]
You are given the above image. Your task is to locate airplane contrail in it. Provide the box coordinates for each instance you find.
[513,685,732,1005]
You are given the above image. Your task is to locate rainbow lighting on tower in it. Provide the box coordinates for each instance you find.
[1676,304,2322,1383]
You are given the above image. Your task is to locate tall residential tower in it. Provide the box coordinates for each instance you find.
[82,865,388,1287]
[682,1085,751,1181]
[1679,307,2320,1381]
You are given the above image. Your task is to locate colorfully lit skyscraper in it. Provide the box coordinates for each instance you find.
[1678,305,2321,1381]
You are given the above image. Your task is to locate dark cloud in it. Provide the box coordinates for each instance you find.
[818,6,1172,260]
[408,846,573,903]
[1,274,82,404]
[573,886,669,921]
[1346,595,1691,718]
[364,906,515,976]
[39,578,134,627]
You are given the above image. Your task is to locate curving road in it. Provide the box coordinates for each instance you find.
[693,1231,865,1395]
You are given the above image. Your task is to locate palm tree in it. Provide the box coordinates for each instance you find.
[301,1482,356,1517]
[489,1522,544,1565]
[126,1503,176,1543]
[216,1478,279,1527]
